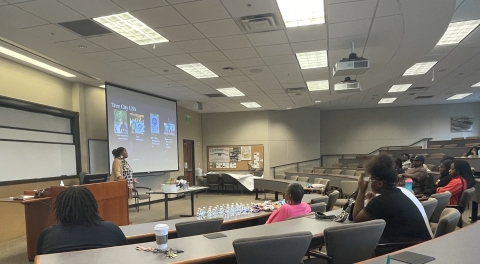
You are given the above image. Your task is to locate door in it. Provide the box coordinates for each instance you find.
[183,140,195,185]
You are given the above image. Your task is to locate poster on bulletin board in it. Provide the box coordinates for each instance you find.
[207,145,263,171]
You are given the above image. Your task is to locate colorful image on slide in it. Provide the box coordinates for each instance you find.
[113,109,128,134]
[150,114,160,134]
[163,117,176,136]
[129,113,145,134]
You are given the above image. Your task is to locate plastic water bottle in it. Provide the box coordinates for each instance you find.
[405,178,413,192]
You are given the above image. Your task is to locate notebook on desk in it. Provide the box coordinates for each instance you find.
[391,251,435,264]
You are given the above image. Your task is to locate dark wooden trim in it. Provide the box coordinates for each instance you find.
[0,125,71,135]
[0,139,74,145]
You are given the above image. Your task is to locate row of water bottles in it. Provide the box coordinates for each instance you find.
[197,203,252,219]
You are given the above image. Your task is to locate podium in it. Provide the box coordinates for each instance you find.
[0,180,129,261]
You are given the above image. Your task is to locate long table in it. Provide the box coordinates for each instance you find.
[254,178,309,200]
[35,210,346,264]
[356,222,480,263]
[149,186,209,220]
[204,172,263,191]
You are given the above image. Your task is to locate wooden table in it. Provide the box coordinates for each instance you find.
[254,178,309,200]
[148,186,209,220]
[35,210,346,264]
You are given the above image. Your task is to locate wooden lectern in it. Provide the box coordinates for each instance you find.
[1,180,129,261]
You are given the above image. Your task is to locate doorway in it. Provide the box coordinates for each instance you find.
[183,139,195,185]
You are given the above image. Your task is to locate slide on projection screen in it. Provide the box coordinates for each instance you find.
[106,83,179,172]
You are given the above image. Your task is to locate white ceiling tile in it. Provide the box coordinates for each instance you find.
[174,0,230,23]
[143,75,171,83]
[291,40,328,53]
[161,54,198,65]
[112,0,169,11]
[156,24,204,41]
[301,68,330,81]
[123,68,158,77]
[452,0,480,22]
[107,60,143,70]
[54,39,105,54]
[328,19,371,39]
[21,24,81,43]
[132,6,189,28]
[0,1,8,5]
[328,34,366,51]
[232,58,265,68]
[132,57,170,68]
[146,42,185,56]
[375,0,401,17]
[269,63,301,73]
[165,73,195,81]
[58,0,124,18]
[194,18,242,37]
[282,82,306,89]
[0,5,48,28]
[229,80,256,87]
[177,79,204,86]
[246,30,289,46]
[88,34,137,50]
[112,47,155,60]
[167,0,197,4]
[176,39,218,53]
[370,15,402,34]
[262,54,297,65]
[240,66,272,75]
[151,66,185,74]
[16,0,85,23]
[223,76,250,83]
[249,73,276,81]
[286,24,327,42]
[191,51,229,62]
[327,0,376,23]
[84,50,125,62]
[202,61,244,77]
[221,0,278,17]
[223,47,259,60]
[255,44,292,57]
[210,35,252,50]
[200,78,232,87]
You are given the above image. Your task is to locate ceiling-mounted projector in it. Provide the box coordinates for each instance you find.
[333,42,370,76]
[334,77,361,93]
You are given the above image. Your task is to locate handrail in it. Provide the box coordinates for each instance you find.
[270,158,321,177]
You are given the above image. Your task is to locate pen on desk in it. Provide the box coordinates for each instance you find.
[386,255,391,264]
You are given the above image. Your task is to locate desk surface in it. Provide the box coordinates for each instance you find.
[357,222,480,263]
[35,210,345,264]
[148,186,209,194]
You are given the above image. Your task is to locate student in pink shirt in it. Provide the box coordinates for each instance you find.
[266,183,311,224]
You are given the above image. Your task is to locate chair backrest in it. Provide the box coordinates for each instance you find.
[78,171,87,184]
[420,198,438,220]
[345,170,356,176]
[297,176,309,182]
[222,174,237,184]
[327,190,339,211]
[175,218,223,238]
[430,153,445,158]
[354,171,364,176]
[274,175,286,180]
[302,168,313,173]
[324,220,386,264]
[314,168,325,173]
[429,145,442,148]
[434,208,461,238]
[348,163,359,168]
[332,169,343,175]
[288,175,299,181]
[341,181,358,197]
[444,144,458,148]
[310,202,326,213]
[430,192,452,222]
[457,187,476,213]
[311,196,328,204]
[206,174,220,183]
[425,164,435,170]
[313,178,323,184]
[331,163,343,168]
[319,179,330,190]
[465,143,480,147]
[233,231,312,264]
[452,137,464,140]
[466,136,480,140]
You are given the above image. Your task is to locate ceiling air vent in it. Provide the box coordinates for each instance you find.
[285,87,308,93]
[235,13,282,33]
[205,94,226,98]
[58,19,112,37]
[416,95,434,99]
[409,86,429,91]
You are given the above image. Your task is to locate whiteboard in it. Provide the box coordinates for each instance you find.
[0,141,76,182]
[88,139,109,174]
[0,106,71,133]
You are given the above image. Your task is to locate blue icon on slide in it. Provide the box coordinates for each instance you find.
[150,114,159,134]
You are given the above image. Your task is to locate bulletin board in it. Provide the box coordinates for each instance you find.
[207,144,264,171]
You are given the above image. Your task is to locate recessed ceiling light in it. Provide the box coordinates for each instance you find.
[93,13,168,45]
[276,0,325,28]
[216,88,245,97]
[403,61,437,76]
[176,63,218,79]
[378,97,397,104]
[77,45,86,49]
[99,85,105,88]
[388,84,412,93]
[446,93,472,100]
[315,101,321,103]
[306,80,329,91]
[0,46,75,77]
[241,102,262,108]
[436,19,480,45]
[472,82,480,87]
[296,50,328,69]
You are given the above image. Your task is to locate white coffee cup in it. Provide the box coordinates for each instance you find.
[154,224,169,250]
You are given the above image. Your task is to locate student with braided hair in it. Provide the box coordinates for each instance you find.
[36,186,127,255]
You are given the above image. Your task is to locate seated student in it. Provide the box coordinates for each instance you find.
[353,154,433,243]
[37,186,128,255]
[465,147,479,158]
[265,183,311,224]
[401,153,411,169]
[436,160,474,205]
[435,159,454,188]
[394,158,406,174]
[399,155,432,195]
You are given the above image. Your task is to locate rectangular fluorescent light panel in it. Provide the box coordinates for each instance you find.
[307,80,329,91]
[472,82,480,87]
[388,84,412,93]
[378,97,397,104]
[94,13,168,45]
[0,46,75,77]
[446,93,472,100]
[437,19,480,45]
[296,50,328,69]
[241,102,262,108]
[403,61,437,76]
[176,63,218,79]
[99,85,105,88]
[277,0,325,28]
[217,88,245,97]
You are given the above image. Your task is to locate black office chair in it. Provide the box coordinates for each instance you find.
[310,202,326,213]
[311,196,328,204]
[206,173,223,194]
[175,218,223,238]
[132,186,151,212]
[223,174,241,194]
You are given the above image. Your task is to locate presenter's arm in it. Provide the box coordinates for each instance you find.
[111,159,123,180]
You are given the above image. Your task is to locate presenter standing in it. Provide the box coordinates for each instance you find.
[110,147,137,188]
